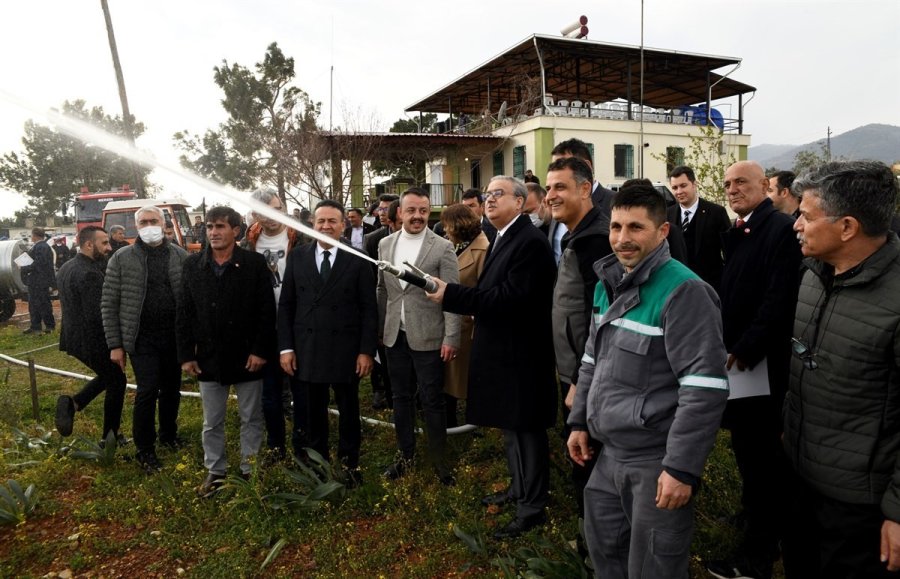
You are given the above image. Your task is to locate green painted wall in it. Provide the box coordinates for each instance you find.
[532,127,555,180]
[738,145,748,161]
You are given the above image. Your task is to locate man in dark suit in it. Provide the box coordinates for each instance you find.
[363,194,399,410]
[460,189,497,244]
[547,139,616,265]
[55,226,127,442]
[278,200,377,485]
[343,207,375,251]
[667,165,731,292]
[707,161,803,579]
[22,227,56,334]
[427,175,558,539]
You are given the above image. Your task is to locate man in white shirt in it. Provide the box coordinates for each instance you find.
[343,208,374,251]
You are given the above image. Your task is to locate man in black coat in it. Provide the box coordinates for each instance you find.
[177,206,276,497]
[55,226,127,442]
[427,175,558,539]
[667,165,731,293]
[707,161,803,579]
[278,200,377,483]
[22,227,56,334]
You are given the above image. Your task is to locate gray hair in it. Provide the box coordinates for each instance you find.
[793,160,898,237]
[490,176,528,200]
[108,225,125,234]
[134,205,164,224]
[250,187,277,205]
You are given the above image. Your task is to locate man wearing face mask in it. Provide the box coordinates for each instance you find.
[524,183,550,235]
[55,226,128,444]
[102,205,188,474]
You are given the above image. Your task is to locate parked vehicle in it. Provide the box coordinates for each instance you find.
[101,198,202,253]
[606,182,677,206]
[74,186,137,233]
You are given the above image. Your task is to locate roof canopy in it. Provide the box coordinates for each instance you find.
[406,34,756,115]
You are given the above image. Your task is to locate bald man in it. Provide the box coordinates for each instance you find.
[707,161,803,579]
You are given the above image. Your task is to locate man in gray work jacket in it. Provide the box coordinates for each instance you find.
[567,183,728,578]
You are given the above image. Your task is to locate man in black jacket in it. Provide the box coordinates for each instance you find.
[278,200,377,484]
[177,206,276,497]
[708,161,803,579]
[55,227,126,443]
[427,175,557,539]
[22,227,56,334]
[666,165,731,293]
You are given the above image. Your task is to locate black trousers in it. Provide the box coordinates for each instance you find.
[722,395,787,571]
[503,428,550,519]
[129,336,181,453]
[783,470,894,579]
[386,331,447,474]
[71,352,127,439]
[288,378,309,458]
[370,344,393,402]
[27,286,54,331]
[260,362,286,454]
[301,379,361,468]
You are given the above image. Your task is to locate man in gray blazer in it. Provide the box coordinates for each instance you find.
[377,188,461,485]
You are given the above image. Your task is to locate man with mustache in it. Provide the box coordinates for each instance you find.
[566,182,728,575]
[782,161,900,578]
[377,187,460,485]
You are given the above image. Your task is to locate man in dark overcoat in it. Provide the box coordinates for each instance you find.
[22,227,56,333]
[55,226,127,442]
[707,160,803,579]
[177,206,276,497]
[278,200,377,483]
[427,175,557,539]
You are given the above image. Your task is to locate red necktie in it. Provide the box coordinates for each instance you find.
[735,219,745,228]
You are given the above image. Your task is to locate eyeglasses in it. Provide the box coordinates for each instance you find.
[483,189,509,200]
[791,337,818,370]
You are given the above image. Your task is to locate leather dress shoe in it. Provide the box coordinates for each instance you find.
[197,473,226,498]
[481,489,513,507]
[493,512,547,539]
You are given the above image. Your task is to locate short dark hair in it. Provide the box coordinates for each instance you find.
[547,156,593,184]
[770,170,798,198]
[31,227,45,238]
[77,226,105,247]
[668,165,696,182]
[551,138,593,166]
[378,193,399,204]
[348,208,364,218]
[612,183,668,226]
[206,205,242,228]
[400,187,429,202]
[299,208,311,219]
[315,199,345,215]
[387,199,401,222]
[526,182,547,200]
[793,161,898,237]
[461,188,483,205]
[622,178,653,189]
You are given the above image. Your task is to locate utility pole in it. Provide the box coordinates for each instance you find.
[826,126,832,161]
[100,0,145,198]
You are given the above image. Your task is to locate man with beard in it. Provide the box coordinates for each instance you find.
[55,226,127,444]
[377,188,460,484]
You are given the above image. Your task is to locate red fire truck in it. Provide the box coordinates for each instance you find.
[74,185,137,233]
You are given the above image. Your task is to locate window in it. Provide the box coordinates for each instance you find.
[470,159,481,190]
[493,151,504,176]
[665,146,685,175]
[512,146,526,178]
[614,144,634,179]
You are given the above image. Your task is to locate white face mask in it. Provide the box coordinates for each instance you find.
[138,225,164,245]
[529,212,544,228]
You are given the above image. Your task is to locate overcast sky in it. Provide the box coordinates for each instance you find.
[1,0,898,219]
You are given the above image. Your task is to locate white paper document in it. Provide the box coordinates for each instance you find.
[14,253,33,267]
[727,357,770,400]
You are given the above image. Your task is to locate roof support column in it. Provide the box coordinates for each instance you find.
[349,156,364,208]
[626,60,633,120]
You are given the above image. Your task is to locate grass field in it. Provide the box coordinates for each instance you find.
[0,319,772,578]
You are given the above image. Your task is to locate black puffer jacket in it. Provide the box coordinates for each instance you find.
[783,234,900,520]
